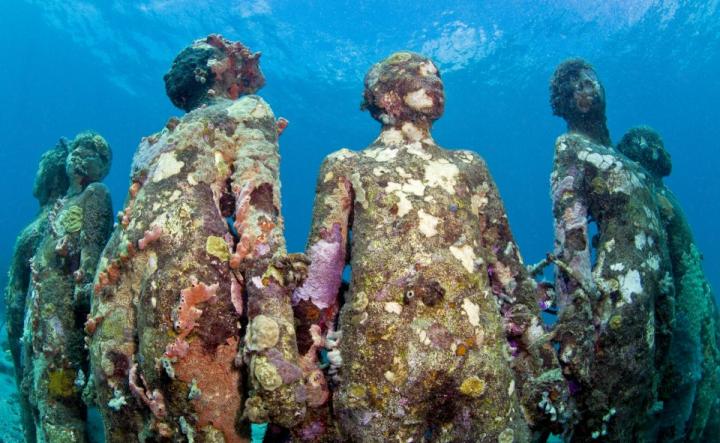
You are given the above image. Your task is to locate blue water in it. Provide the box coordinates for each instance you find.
[0,0,718,436]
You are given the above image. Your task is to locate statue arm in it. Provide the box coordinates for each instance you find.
[294,154,353,316]
[550,137,594,306]
[226,103,311,427]
[5,220,43,363]
[288,154,353,441]
[76,183,113,306]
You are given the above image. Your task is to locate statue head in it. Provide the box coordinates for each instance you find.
[65,131,112,190]
[164,34,265,112]
[616,126,671,178]
[361,52,444,128]
[33,139,70,206]
[550,58,606,127]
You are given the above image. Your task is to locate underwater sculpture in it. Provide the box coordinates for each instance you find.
[549,59,675,441]
[21,132,113,442]
[87,35,306,442]
[291,51,567,443]
[616,127,720,442]
[5,140,70,443]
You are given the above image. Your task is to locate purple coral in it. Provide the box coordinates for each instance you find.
[292,224,344,309]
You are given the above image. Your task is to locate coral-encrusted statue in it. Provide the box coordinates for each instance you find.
[291,52,565,442]
[87,35,306,442]
[5,140,70,443]
[617,127,720,442]
[22,132,113,442]
[549,59,674,441]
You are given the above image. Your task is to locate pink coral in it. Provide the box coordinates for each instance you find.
[231,275,244,315]
[128,363,167,419]
[165,337,190,359]
[165,280,218,359]
[174,280,219,336]
[276,117,289,136]
[292,224,344,309]
[138,225,163,250]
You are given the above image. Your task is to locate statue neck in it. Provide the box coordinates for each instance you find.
[379,121,433,144]
[568,116,611,147]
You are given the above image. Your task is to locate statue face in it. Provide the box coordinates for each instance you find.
[572,68,604,114]
[363,52,445,126]
[66,135,111,184]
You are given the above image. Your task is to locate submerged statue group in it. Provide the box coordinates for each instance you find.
[5,35,718,443]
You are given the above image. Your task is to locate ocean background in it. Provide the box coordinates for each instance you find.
[0,0,718,440]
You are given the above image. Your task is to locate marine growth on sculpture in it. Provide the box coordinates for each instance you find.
[290,52,567,443]
[549,59,675,442]
[86,35,305,442]
[5,140,71,443]
[22,132,113,442]
[617,127,719,442]
[4,33,718,443]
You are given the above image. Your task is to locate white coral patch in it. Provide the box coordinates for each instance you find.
[395,167,411,178]
[458,151,476,163]
[462,298,480,327]
[645,255,660,271]
[385,182,413,217]
[578,150,617,171]
[350,173,367,209]
[226,96,264,120]
[403,179,426,196]
[527,317,545,343]
[407,141,432,160]
[604,238,616,252]
[610,263,625,272]
[417,210,439,238]
[418,61,438,76]
[450,245,476,273]
[384,302,403,315]
[404,88,434,110]
[424,159,459,194]
[619,270,643,303]
[635,232,647,250]
[327,148,355,161]
[364,146,398,162]
[401,123,425,142]
[153,152,184,183]
[378,128,404,146]
[251,276,265,288]
[372,167,389,177]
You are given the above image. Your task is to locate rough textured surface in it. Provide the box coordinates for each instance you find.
[164,34,265,112]
[550,60,673,442]
[89,36,304,442]
[21,132,113,442]
[292,52,564,442]
[617,127,719,443]
[4,139,70,443]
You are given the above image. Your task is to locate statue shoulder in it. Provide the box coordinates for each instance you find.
[323,148,358,170]
[452,149,486,168]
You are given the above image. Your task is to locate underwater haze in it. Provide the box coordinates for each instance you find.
[0,0,719,441]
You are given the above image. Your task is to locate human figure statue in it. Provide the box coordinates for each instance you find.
[21,132,113,442]
[87,35,306,442]
[5,140,70,443]
[549,59,675,441]
[291,51,566,443]
[617,126,719,442]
